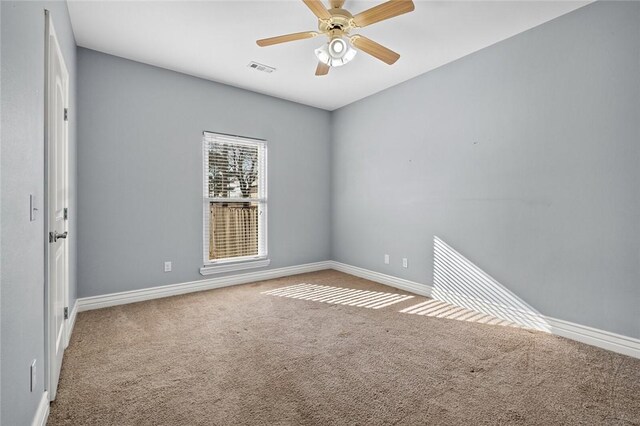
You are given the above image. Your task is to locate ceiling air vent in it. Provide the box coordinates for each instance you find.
[247,62,275,74]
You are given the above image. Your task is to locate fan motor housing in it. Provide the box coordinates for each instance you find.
[318,8,354,34]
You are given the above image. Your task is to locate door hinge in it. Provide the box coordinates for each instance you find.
[64,307,69,320]
[64,108,69,121]
[64,207,68,220]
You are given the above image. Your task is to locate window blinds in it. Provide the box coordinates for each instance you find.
[203,132,267,263]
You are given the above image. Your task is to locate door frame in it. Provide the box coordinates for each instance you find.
[44,9,70,401]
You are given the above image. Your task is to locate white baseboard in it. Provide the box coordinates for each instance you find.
[74,259,639,359]
[328,261,433,297]
[545,315,640,359]
[77,261,333,312]
[31,391,49,426]
[65,300,78,348]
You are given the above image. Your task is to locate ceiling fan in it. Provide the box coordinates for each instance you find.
[256,0,415,76]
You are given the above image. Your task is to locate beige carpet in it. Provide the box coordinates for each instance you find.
[49,270,640,425]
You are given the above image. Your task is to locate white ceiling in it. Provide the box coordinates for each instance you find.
[67,0,589,111]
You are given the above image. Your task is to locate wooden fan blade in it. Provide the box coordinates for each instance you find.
[351,35,400,65]
[302,0,331,20]
[256,31,318,47]
[353,0,415,28]
[329,0,345,8]
[315,61,330,76]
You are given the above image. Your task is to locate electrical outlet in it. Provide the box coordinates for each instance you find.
[384,254,390,264]
[30,360,37,392]
[164,261,172,272]
[402,258,408,268]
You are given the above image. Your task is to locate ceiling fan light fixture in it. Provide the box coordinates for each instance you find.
[315,38,357,67]
[329,37,347,57]
[256,0,415,76]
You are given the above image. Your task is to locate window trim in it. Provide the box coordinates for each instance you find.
[201,132,268,274]
[200,258,271,276]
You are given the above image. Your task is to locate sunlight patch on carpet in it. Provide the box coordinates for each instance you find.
[262,283,414,309]
[400,299,521,328]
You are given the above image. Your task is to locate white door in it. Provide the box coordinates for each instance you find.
[46,12,69,401]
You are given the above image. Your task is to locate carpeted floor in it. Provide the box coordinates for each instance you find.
[48,270,640,425]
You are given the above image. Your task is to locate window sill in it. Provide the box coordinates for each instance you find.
[199,258,271,276]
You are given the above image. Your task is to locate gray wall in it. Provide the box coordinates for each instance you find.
[77,48,331,298]
[1,1,77,424]
[331,1,640,339]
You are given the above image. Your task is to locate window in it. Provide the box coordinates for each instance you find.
[201,132,267,274]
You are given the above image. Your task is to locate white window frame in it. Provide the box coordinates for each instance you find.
[200,132,269,275]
